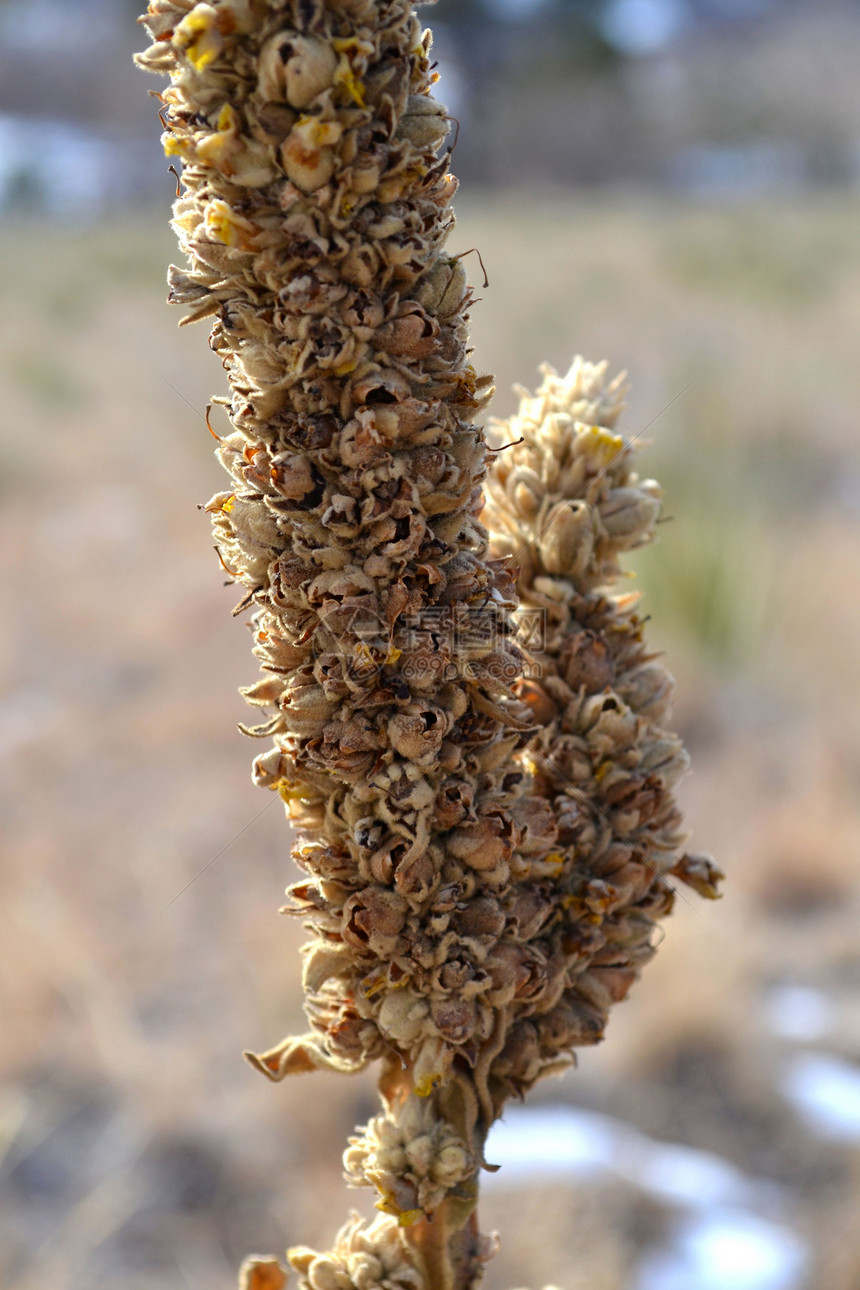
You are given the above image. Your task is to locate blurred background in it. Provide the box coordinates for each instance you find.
[2,1,860,1288]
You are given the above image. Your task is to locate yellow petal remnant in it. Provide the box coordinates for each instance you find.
[375,1196,424,1227]
[332,35,375,57]
[583,424,624,469]
[362,975,388,999]
[163,134,193,160]
[414,1073,441,1098]
[174,6,223,71]
[335,59,366,107]
[203,198,257,248]
[296,115,344,149]
[204,491,237,514]
[277,783,306,804]
[196,103,240,165]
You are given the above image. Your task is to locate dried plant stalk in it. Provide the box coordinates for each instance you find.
[137,4,721,1288]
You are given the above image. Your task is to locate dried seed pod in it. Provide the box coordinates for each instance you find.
[258,32,338,107]
[239,1258,288,1290]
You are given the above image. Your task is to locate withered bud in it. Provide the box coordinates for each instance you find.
[560,629,614,694]
[452,895,505,941]
[388,708,448,763]
[670,852,725,900]
[239,1257,287,1290]
[343,888,408,953]
[539,500,595,577]
[430,996,477,1044]
[258,33,338,108]
[394,851,439,903]
[447,818,510,872]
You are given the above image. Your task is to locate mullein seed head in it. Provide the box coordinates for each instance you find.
[137,0,540,1277]
[138,0,720,1280]
[482,358,724,1102]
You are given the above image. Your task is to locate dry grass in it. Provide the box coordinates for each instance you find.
[2,195,860,1288]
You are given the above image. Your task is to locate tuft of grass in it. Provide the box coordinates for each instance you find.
[630,499,777,668]
[7,350,90,411]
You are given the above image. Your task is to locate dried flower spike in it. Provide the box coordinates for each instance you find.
[483,357,724,1105]
[137,3,721,1287]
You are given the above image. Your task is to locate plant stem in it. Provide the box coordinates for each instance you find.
[405,1194,483,1290]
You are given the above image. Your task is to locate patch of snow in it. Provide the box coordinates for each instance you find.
[636,1210,808,1290]
[763,984,836,1043]
[485,1105,614,1179]
[486,1105,809,1290]
[780,1052,860,1139]
[602,0,691,55]
[485,1105,772,1211]
[0,114,115,216]
[631,1138,760,1210]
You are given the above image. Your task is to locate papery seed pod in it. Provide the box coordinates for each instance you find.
[538,499,595,577]
[258,33,338,107]
[239,1257,288,1290]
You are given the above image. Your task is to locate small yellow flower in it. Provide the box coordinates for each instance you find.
[374,1196,423,1227]
[203,198,256,248]
[582,424,624,469]
[174,6,222,71]
[334,60,366,107]
[163,134,187,159]
[196,103,240,166]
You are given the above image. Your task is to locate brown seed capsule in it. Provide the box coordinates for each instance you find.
[258,33,338,108]
[431,997,477,1044]
[447,819,510,872]
[599,483,662,546]
[343,888,409,955]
